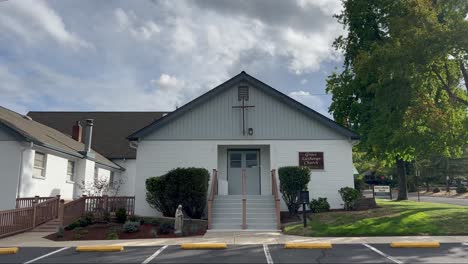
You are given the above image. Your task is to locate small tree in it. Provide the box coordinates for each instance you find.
[278,166,311,215]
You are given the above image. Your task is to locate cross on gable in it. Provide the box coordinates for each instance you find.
[233,86,255,135]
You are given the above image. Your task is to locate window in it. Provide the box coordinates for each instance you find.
[230,153,242,168]
[33,152,46,178]
[109,172,115,187]
[246,153,258,168]
[66,160,75,182]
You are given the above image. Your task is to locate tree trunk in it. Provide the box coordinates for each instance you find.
[396,159,408,200]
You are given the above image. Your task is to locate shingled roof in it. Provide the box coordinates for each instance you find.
[27,111,167,159]
[0,106,122,170]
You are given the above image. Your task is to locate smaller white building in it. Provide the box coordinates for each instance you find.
[0,107,123,210]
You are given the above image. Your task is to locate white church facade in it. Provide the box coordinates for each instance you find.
[1,72,358,229]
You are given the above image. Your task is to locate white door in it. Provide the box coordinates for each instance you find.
[228,150,260,195]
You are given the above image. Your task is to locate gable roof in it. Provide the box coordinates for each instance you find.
[27,111,167,159]
[128,71,360,140]
[0,106,123,170]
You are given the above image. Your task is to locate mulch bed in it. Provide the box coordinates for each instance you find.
[45,223,205,241]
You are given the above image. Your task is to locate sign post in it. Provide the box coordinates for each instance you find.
[299,191,309,228]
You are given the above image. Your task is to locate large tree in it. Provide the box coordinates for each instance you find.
[327,0,468,199]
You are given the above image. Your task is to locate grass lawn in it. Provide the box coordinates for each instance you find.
[284,199,468,236]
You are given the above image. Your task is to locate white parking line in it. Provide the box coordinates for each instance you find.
[362,243,402,264]
[463,243,468,246]
[24,247,70,264]
[263,244,273,264]
[141,245,168,264]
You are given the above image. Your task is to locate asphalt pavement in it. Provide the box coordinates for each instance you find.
[1,243,467,263]
[407,194,468,206]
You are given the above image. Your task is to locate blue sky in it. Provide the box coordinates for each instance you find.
[0,0,344,117]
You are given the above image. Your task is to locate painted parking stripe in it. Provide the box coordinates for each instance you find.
[24,247,70,264]
[263,244,273,264]
[362,243,402,264]
[141,245,168,264]
[463,243,468,246]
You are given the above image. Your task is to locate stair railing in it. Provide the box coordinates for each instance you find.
[242,169,247,229]
[271,169,281,229]
[207,169,218,229]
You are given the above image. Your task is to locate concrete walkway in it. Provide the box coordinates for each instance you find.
[0,231,467,247]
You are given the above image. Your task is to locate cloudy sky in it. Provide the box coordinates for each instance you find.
[0,0,344,117]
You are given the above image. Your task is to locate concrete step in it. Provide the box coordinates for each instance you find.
[213,208,276,214]
[211,223,244,230]
[215,195,274,200]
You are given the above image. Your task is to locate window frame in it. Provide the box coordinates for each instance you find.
[66,160,75,183]
[33,152,47,178]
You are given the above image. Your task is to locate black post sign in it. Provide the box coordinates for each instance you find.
[299,152,324,169]
[299,190,309,227]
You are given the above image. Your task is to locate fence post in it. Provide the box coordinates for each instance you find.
[55,195,61,218]
[58,199,65,227]
[34,195,39,204]
[103,195,109,213]
[32,201,37,227]
[82,195,88,215]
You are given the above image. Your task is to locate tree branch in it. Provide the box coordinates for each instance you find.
[460,60,468,92]
[432,68,468,106]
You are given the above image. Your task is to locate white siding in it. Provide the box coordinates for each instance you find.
[0,140,22,210]
[135,139,354,216]
[113,159,136,196]
[145,83,346,140]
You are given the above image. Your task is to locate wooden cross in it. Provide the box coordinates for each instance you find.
[232,98,255,135]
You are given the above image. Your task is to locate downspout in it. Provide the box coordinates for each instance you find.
[16,141,33,198]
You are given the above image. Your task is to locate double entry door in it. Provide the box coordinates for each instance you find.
[227,150,260,195]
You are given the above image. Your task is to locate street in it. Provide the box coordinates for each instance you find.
[407,193,468,206]
[1,243,467,263]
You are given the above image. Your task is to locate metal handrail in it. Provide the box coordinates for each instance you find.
[271,169,281,229]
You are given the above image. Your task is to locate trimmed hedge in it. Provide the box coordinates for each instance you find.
[309,197,330,213]
[278,166,311,215]
[146,167,210,219]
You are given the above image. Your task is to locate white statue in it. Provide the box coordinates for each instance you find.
[174,204,184,236]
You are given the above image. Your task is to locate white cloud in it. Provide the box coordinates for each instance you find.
[0,0,91,49]
[151,74,185,92]
[114,8,160,40]
[289,90,330,117]
[300,79,308,84]
[171,19,196,53]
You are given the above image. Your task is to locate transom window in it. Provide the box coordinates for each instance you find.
[66,160,75,182]
[33,152,46,178]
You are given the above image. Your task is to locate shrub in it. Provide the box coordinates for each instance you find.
[309,197,330,213]
[158,222,174,235]
[123,221,140,233]
[433,187,441,193]
[102,211,111,223]
[146,167,210,219]
[106,232,119,240]
[115,208,127,223]
[65,220,80,230]
[56,227,64,238]
[338,187,361,210]
[456,185,467,194]
[78,214,93,227]
[278,166,311,215]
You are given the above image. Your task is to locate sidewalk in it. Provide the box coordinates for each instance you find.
[0,231,467,247]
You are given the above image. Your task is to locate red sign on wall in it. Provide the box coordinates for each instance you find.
[299,152,324,169]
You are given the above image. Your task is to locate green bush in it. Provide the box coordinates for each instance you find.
[123,221,140,233]
[309,197,330,213]
[102,211,111,223]
[433,187,441,193]
[65,220,80,230]
[146,167,210,219]
[278,166,311,215]
[456,185,467,194]
[106,232,119,240]
[115,208,127,223]
[338,187,361,210]
[158,222,174,235]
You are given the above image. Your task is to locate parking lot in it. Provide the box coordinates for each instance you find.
[0,243,467,263]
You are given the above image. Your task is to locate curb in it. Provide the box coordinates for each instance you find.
[0,248,19,254]
[180,243,227,249]
[76,246,124,252]
[284,242,332,249]
[390,242,440,248]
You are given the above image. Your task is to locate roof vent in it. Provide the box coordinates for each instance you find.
[22,115,32,121]
[238,85,249,101]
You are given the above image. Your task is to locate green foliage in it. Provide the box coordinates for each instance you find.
[115,208,127,223]
[456,185,467,194]
[146,167,210,218]
[278,166,311,215]
[123,221,140,233]
[433,187,441,193]
[338,187,361,210]
[78,214,93,227]
[327,0,468,200]
[158,222,174,235]
[106,231,119,240]
[102,211,111,223]
[65,221,79,231]
[309,198,331,213]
